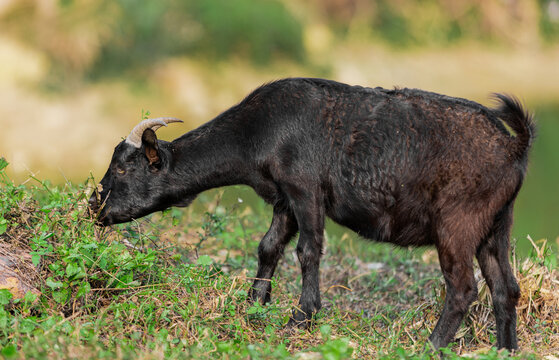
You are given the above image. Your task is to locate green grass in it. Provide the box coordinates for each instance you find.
[0,159,556,359]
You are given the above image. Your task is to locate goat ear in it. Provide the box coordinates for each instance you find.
[141,128,160,165]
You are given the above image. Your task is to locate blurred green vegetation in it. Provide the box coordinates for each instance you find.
[365,0,483,47]
[2,0,559,82]
[366,0,559,47]
[539,0,559,41]
[88,0,305,77]
[1,0,305,82]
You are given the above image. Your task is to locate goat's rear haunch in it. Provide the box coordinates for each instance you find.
[89,78,534,350]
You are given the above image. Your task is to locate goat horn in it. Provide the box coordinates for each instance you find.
[125,117,183,148]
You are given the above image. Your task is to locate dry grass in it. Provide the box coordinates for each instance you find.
[0,192,41,301]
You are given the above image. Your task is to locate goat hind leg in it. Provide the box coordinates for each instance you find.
[476,205,520,350]
[250,206,298,304]
[430,215,481,349]
[429,252,478,349]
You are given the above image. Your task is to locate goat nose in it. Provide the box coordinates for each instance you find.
[88,195,99,212]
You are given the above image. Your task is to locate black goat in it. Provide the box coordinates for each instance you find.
[89,78,534,350]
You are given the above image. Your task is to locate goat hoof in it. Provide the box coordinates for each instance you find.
[286,318,311,330]
[286,310,313,329]
[248,291,270,305]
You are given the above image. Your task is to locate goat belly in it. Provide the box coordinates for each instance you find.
[326,192,432,246]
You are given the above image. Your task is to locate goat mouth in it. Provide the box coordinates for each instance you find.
[88,190,112,226]
[87,201,112,226]
[94,214,112,226]
[88,208,109,226]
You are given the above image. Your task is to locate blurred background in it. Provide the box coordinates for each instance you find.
[0,0,557,254]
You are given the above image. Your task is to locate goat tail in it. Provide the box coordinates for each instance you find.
[493,93,536,161]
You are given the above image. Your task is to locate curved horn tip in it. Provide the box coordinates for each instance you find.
[149,118,183,132]
[151,117,184,124]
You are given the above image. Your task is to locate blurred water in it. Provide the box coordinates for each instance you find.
[513,103,559,257]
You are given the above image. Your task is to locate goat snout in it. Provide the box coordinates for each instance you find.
[88,194,99,214]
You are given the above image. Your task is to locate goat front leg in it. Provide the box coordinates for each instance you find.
[249,206,298,304]
[286,189,325,328]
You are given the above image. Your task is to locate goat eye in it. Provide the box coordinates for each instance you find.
[116,168,125,175]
